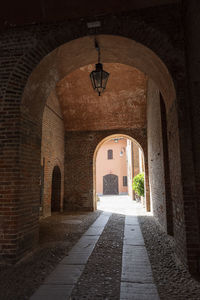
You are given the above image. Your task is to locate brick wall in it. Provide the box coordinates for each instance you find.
[160,95,173,235]
[183,0,200,273]
[41,91,65,217]
[0,99,20,263]
[147,78,189,268]
[64,129,147,211]
[147,79,167,230]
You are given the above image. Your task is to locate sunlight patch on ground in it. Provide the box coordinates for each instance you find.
[97,195,152,216]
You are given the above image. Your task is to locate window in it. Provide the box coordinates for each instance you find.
[107,149,113,159]
[123,176,127,186]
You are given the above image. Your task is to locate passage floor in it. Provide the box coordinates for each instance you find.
[1,196,200,299]
[31,198,159,299]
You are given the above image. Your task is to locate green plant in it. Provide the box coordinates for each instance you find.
[132,173,144,197]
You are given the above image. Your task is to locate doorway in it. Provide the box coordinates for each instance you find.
[103,174,119,195]
[51,166,61,212]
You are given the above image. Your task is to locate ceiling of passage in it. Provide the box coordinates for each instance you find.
[56,63,147,131]
[1,0,180,28]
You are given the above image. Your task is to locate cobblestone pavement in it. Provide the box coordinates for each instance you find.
[71,213,125,299]
[139,216,200,300]
[0,211,101,300]
[1,196,200,300]
[31,197,159,300]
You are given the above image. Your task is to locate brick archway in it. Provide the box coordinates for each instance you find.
[1,22,195,272]
[18,33,176,223]
[19,33,176,230]
[21,34,175,121]
[93,133,149,212]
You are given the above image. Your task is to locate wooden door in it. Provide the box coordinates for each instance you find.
[103,174,119,195]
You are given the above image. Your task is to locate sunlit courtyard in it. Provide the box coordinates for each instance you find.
[97,195,152,216]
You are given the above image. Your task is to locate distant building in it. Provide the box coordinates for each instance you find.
[96,138,128,195]
[96,137,144,198]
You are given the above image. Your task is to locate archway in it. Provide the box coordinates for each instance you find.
[6,33,184,267]
[51,166,61,212]
[20,35,176,223]
[93,134,148,211]
[21,35,175,119]
[41,90,65,217]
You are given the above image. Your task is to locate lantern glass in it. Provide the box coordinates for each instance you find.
[90,63,109,96]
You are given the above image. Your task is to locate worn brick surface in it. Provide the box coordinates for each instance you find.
[41,91,65,217]
[64,129,147,211]
[183,0,200,274]
[147,79,168,230]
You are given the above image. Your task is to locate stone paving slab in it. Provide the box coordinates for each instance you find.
[120,216,160,299]
[30,212,111,300]
[120,282,160,300]
[88,213,111,227]
[125,216,140,225]
[124,225,145,246]
[83,213,111,236]
[61,251,91,265]
[83,226,105,236]
[73,235,99,244]
[30,284,73,300]
[60,236,99,265]
[43,264,85,285]
[122,268,154,283]
[70,243,96,253]
[123,245,149,260]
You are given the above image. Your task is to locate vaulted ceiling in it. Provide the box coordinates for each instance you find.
[1,0,180,28]
[56,63,147,131]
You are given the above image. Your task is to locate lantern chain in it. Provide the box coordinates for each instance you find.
[95,38,101,64]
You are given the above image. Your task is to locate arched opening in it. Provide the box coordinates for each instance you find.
[51,166,61,212]
[21,35,176,120]
[20,35,176,216]
[40,90,65,217]
[15,34,182,266]
[93,134,148,212]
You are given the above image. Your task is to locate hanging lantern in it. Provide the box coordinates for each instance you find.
[90,39,109,96]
